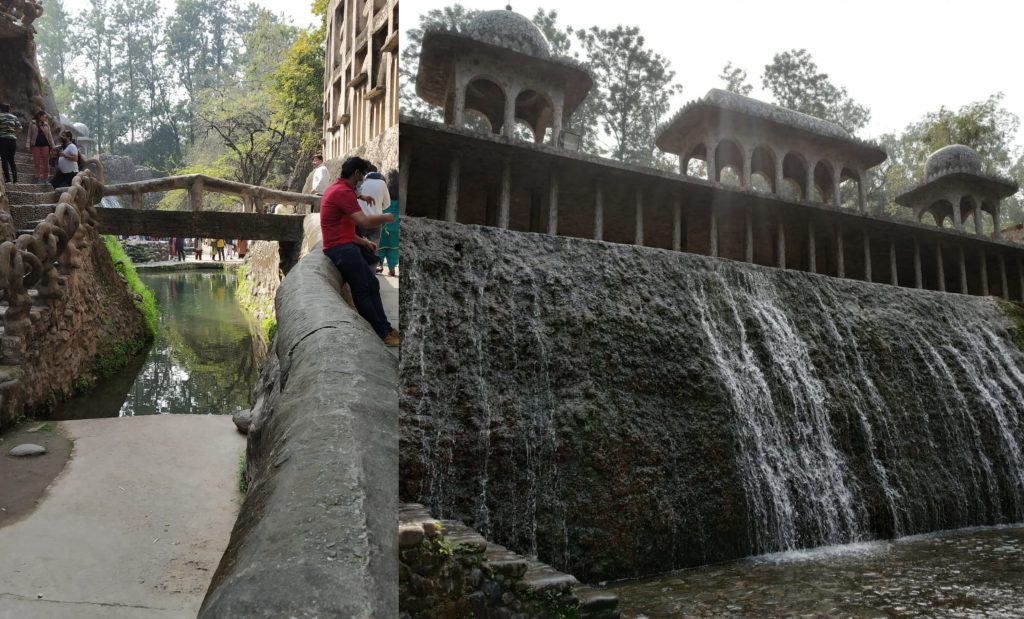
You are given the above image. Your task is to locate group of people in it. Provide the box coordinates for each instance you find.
[166,237,243,262]
[0,103,81,188]
[310,154,399,277]
[318,155,400,347]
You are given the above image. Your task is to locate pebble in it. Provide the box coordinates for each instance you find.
[9,444,46,457]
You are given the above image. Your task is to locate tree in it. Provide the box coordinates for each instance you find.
[400,4,480,121]
[719,61,752,96]
[575,25,681,167]
[761,49,870,134]
[35,0,76,85]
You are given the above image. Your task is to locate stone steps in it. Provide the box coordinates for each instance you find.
[11,204,56,232]
[8,182,52,193]
[7,191,58,205]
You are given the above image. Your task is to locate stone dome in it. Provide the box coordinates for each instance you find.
[925,144,982,181]
[72,122,90,137]
[465,7,550,57]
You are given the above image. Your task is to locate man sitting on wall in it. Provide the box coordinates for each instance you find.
[320,156,399,347]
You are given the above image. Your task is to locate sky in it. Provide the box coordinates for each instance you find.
[63,0,319,28]
[404,0,1024,146]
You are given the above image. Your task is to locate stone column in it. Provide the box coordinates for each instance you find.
[980,250,989,296]
[672,197,682,252]
[741,151,751,189]
[776,212,785,269]
[863,232,872,283]
[498,159,511,229]
[805,163,814,201]
[594,182,603,241]
[913,237,922,289]
[1000,254,1009,299]
[975,208,984,235]
[399,143,411,217]
[550,100,564,147]
[774,158,784,197]
[745,206,754,263]
[858,171,867,212]
[635,188,644,246]
[445,156,460,223]
[808,219,816,273]
[709,202,718,257]
[453,75,468,129]
[832,168,841,206]
[958,246,968,293]
[994,203,1002,239]
[952,196,963,231]
[936,244,946,292]
[836,227,845,278]
[706,141,717,183]
[547,170,559,236]
[190,177,204,211]
[889,236,898,286]
[503,87,518,138]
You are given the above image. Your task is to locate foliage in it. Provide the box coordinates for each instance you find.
[103,235,159,338]
[400,4,481,121]
[261,316,277,342]
[238,452,248,493]
[719,61,753,96]
[575,25,681,168]
[761,49,870,134]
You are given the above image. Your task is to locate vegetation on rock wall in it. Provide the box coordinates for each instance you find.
[104,235,158,338]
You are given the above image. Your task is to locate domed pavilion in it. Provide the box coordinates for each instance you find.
[415,5,592,147]
[895,145,1018,239]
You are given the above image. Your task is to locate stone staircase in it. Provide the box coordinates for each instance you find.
[399,503,620,619]
[8,152,59,234]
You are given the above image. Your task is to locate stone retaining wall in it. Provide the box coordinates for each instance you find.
[198,245,397,617]
[400,504,620,619]
[120,239,169,263]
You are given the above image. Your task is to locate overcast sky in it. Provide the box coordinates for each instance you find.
[63,0,319,28]
[405,0,1024,147]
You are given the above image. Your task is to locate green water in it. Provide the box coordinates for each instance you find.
[49,270,256,419]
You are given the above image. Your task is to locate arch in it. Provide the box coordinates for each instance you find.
[684,143,708,179]
[463,109,492,134]
[750,146,776,193]
[781,152,807,200]
[927,199,954,229]
[960,195,980,232]
[464,76,507,134]
[812,161,834,203]
[714,140,744,185]
[839,167,860,209]
[513,119,536,143]
[514,89,554,145]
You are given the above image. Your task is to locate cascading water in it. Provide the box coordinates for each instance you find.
[400,218,1024,580]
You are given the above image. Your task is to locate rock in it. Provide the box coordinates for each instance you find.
[10,443,46,457]
[231,409,253,434]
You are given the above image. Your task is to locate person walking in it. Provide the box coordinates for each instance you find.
[0,103,22,185]
[26,111,54,184]
[378,170,400,277]
[215,238,226,261]
[321,156,399,346]
[194,237,203,260]
[175,236,186,261]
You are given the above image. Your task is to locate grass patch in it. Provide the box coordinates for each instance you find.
[103,235,159,339]
[261,316,277,342]
[238,452,248,493]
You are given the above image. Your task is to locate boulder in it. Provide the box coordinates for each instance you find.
[10,443,46,457]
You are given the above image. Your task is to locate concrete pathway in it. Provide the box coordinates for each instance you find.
[379,272,399,357]
[0,415,245,619]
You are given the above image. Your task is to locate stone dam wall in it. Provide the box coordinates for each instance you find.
[399,217,1024,582]
[198,245,398,617]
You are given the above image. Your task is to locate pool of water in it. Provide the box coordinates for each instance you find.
[49,270,257,419]
[606,524,1024,618]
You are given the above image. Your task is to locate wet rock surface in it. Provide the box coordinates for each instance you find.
[400,218,1024,581]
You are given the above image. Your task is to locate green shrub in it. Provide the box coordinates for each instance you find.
[103,235,159,339]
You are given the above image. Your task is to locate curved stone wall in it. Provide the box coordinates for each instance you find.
[199,246,398,617]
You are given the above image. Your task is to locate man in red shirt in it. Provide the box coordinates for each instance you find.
[321,156,399,346]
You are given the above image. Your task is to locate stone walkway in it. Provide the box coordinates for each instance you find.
[0,415,244,619]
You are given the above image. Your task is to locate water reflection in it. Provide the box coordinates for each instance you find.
[49,271,255,419]
[607,525,1024,618]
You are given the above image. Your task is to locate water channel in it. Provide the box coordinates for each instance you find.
[48,270,256,419]
[607,524,1024,618]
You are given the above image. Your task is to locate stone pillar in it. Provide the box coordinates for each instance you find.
[857,172,866,212]
[974,207,984,235]
[635,188,644,246]
[709,202,718,257]
[958,246,968,293]
[952,197,963,231]
[547,170,558,236]
[889,236,898,286]
[594,182,603,241]
[399,143,411,217]
[445,156,460,223]
[550,100,564,147]
[807,219,816,273]
[832,168,841,206]
[1000,254,1009,299]
[741,151,751,189]
[706,141,717,183]
[913,237,922,289]
[498,159,511,229]
[836,227,845,278]
[503,87,518,138]
[774,158,784,197]
[980,250,989,296]
[672,197,682,252]
[745,207,754,263]
[453,75,468,129]
[936,244,946,292]
[776,212,785,269]
[994,203,1002,239]
[190,177,204,211]
[805,163,814,201]
[863,232,872,283]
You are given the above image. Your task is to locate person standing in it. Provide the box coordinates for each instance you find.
[320,156,399,346]
[194,237,203,260]
[26,111,53,184]
[310,154,330,195]
[175,236,186,261]
[216,238,226,261]
[378,170,400,277]
[51,130,79,188]
[0,103,22,185]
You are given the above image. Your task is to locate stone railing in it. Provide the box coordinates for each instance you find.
[103,174,320,214]
[1,167,102,363]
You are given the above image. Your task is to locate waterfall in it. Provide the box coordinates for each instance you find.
[100,195,123,209]
[400,219,1024,579]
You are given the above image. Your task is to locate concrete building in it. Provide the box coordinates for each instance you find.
[322,0,399,166]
